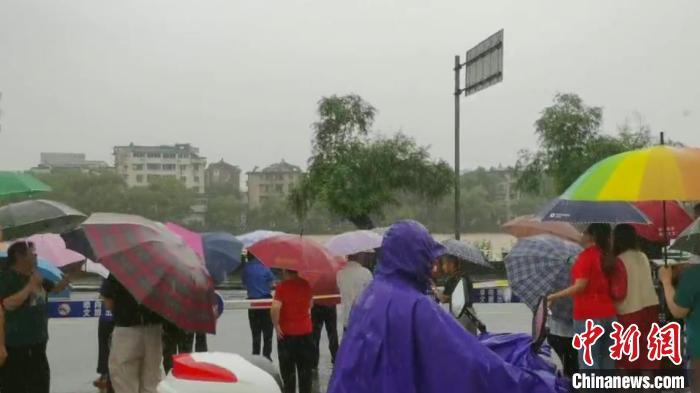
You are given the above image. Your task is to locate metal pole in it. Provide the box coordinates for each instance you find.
[660,132,668,265]
[454,55,461,240]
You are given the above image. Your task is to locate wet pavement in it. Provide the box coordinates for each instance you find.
[48,303,532,393]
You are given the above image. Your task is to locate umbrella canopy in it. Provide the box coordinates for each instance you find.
[562,145,700,201]
[82,259,110,279]
[631,201,693,244]
[441,239,491,268]
[165,222,204,259]
[325,230,382,257]
[536,198,650,224]
[0,171,51,198]
[0,199,86,240]
[237,230,286,248]
[670,218,700,255]
[202,232,244,285]
[25,233,85,268]
[0,251,63,283]
[248,234,345,293]
[502,215,582,244]
[504,235,582,321]
[82,213,217,333]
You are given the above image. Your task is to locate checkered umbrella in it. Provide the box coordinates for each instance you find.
[442,239,491,268]
[504,234,582,321]
[81,213,217,333]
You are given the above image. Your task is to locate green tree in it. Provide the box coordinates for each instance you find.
[516,93,652,194]
[123,177,197,222]
[205,195,246,232]
[292,95,453,229]
[36,171,129,214]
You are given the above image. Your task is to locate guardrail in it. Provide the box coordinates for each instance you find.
[47,280,520,318]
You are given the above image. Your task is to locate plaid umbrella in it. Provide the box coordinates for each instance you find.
[504,234,582,321]
[0,199,86,240]
[82,213,217,333]
[441,239,491,268]
[0,171,51,198]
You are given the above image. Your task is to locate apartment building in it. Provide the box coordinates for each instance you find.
[113,143,207,193]
[246,160,303,208]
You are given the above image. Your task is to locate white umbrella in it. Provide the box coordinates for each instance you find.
[326,230,382,257]
[83,259,109,279]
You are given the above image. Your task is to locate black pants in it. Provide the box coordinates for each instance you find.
[248,309,273,359]
[0,342,50,393]
[162,324,194,373]
[193,332,208,352]
[278,335,314,393]
[97,318,115,375]
[547,334,579,378]
[311,304,338,367]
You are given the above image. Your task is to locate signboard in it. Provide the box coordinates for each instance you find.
[48,300,113,319]
[464,29,504,96]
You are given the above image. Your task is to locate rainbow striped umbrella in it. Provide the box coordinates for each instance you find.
[562,145,700,201]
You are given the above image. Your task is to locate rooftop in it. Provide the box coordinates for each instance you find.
[248,160,302,174]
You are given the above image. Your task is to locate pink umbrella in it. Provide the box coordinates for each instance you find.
[165,222,205,260]
[27,233,85,268]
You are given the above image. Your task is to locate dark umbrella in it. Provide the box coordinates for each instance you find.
[0,199,86,240]
[536,198,650,224]
[202,232,244,285]
[504,234,582,320]
[441,239,491,268]
[670,218,700,255]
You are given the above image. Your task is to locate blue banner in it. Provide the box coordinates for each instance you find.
[48,300,112,319]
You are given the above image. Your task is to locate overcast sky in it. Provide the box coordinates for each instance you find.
[1,0,698,173]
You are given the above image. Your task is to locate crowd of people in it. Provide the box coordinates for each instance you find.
[0,212,698,393]
[547,204,700,392]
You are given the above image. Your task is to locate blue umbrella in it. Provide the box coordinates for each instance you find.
[536,198,650,224]
[0,251,63,282]
[504,235,582,321]
[202,232,243,285]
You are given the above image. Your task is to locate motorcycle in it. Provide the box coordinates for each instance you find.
[449,279,571,390]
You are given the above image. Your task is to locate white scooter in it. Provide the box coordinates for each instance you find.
[157,353,283,393]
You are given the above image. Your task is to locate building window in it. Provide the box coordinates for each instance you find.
[194,176,200,183]
[136,174,144,183]
[180,165,187,171]
[147,164,161,170]
[193,164,200,171]
[147,152,161,158]
[163,153,176,159]
[163,164,176,171]
[133,152,145,158]
[275,184,284,193]
[132,164,144,171]
[147,174,161,182]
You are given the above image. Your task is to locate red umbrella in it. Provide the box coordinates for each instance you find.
[631,201,693,244]
[82,213,217,333]
[248,234,345,299]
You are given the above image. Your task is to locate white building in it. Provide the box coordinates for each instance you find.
[33,152,110,173]
[113,143,207,193]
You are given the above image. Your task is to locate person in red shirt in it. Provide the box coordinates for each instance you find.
[271,269,314,393]
[548,223,617,370]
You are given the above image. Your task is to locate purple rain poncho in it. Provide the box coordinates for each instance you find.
[327,220,569,393]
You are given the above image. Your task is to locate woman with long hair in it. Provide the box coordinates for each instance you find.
[548,223,617,370]
[612,224,660,370]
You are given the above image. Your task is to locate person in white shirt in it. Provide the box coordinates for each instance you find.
[336,252,373,332]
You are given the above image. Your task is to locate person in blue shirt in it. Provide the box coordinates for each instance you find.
[242,251,276,360]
